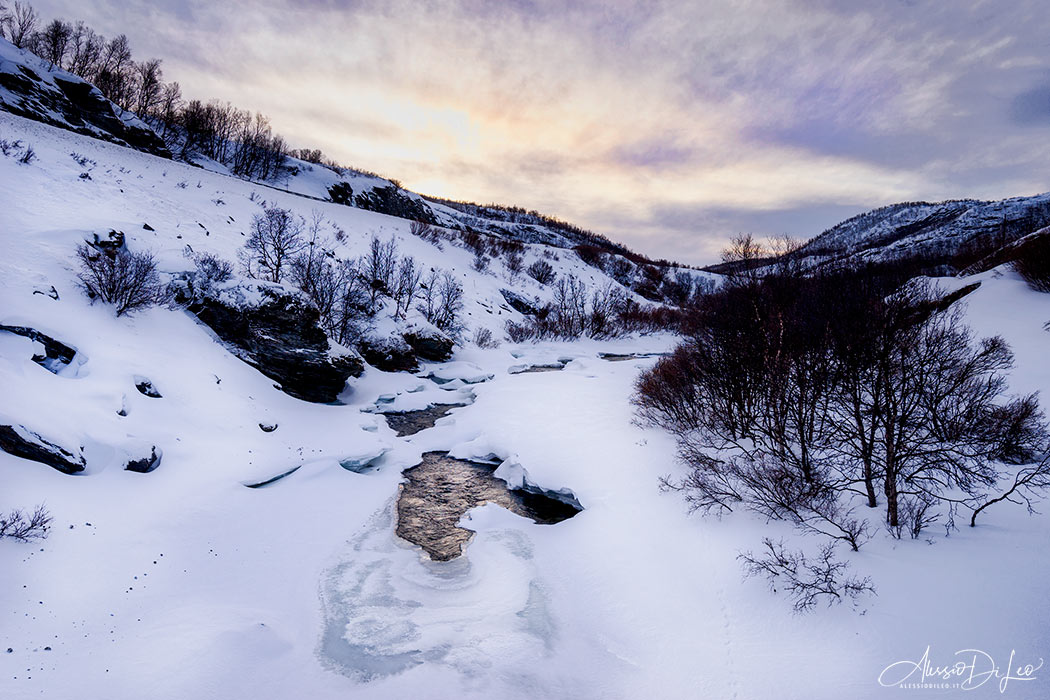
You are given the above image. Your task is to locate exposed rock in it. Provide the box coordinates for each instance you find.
[403,327,454,362]
[352,185,436,223]
[125,446,162,473]
[32,285,59,300]
[0,424,85,474]
[89,229,125,253]
[134,376,162,398]
[382,405,458,437]
[171,274,364,403]
[142,223,155,231]
[0,325,77,373]
[499,288,539,315]
[259,422,278,433]
[0,40,170,157]
[358,334,419,373]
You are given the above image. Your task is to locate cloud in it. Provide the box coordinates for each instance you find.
[30,0,1050,265]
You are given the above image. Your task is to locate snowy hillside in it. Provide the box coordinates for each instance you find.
[790,193,1050,272]
[0,35,676,278]
[3,104,1050,699]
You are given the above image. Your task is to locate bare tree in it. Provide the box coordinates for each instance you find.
[505,247,524,277]
[64,21,103,75]
[637,267,1049,556]
[720,233,766,278]
[361,235,398,309]
[95,34,135,110]
[417,270,463,336]
[134,58,163,118]
[7,1,36,49]
[35,17,72,68]
[392,255,422,318]
[241,206,305,284]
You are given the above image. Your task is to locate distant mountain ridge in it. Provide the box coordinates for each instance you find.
[790,193,1050,274]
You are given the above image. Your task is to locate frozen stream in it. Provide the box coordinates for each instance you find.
[396,451,581,561]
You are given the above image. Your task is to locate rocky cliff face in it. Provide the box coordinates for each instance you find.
[0,38,169,158]
[173,275,364,403]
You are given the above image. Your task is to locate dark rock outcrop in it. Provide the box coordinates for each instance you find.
[352,185,436,224]
[0,425,85,474]
[125,446,162,473]
[0,325,77,373]
[0,39,170,157]
[499,288,539,316]
[89,229,126,254]
[172,275,364,402]
[134,377,162,398]
[403,327,454,362]
[358,335,419,373]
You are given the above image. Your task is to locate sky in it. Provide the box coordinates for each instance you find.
[29,0,1050,265]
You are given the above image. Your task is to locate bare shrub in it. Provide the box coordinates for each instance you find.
[505,248,524,276]
[738,539,875,613]
[505,277,631,342]
[460,229,487,256]
[291,254,370,345]
[0,504,52,542]
[472,327,500,349]
[527,260,556,285]
[76,243,167,315]
[410,219,443,247]
[608,256,634,286]
[190,250,233,284]
[17,143,35,164]
[1011,235,1050,292]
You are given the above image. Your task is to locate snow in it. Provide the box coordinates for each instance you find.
[2,110,1050,699]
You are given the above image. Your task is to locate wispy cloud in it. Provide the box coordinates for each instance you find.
[33,0,1050,264]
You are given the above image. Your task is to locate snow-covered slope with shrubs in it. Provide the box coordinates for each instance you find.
[3,62,1050,700]
[786,193,1050,272]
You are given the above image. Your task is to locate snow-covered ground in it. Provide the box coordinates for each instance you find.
[2,112,1050,699]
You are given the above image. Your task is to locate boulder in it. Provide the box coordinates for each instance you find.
[403,327,454,362]
[125,446,162,473]
[0,325,77,373]
[172,275,364,403]
[134,376,162,398]
[499,288,540,316]
[358,334,419,373]
[0,424,85,474]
